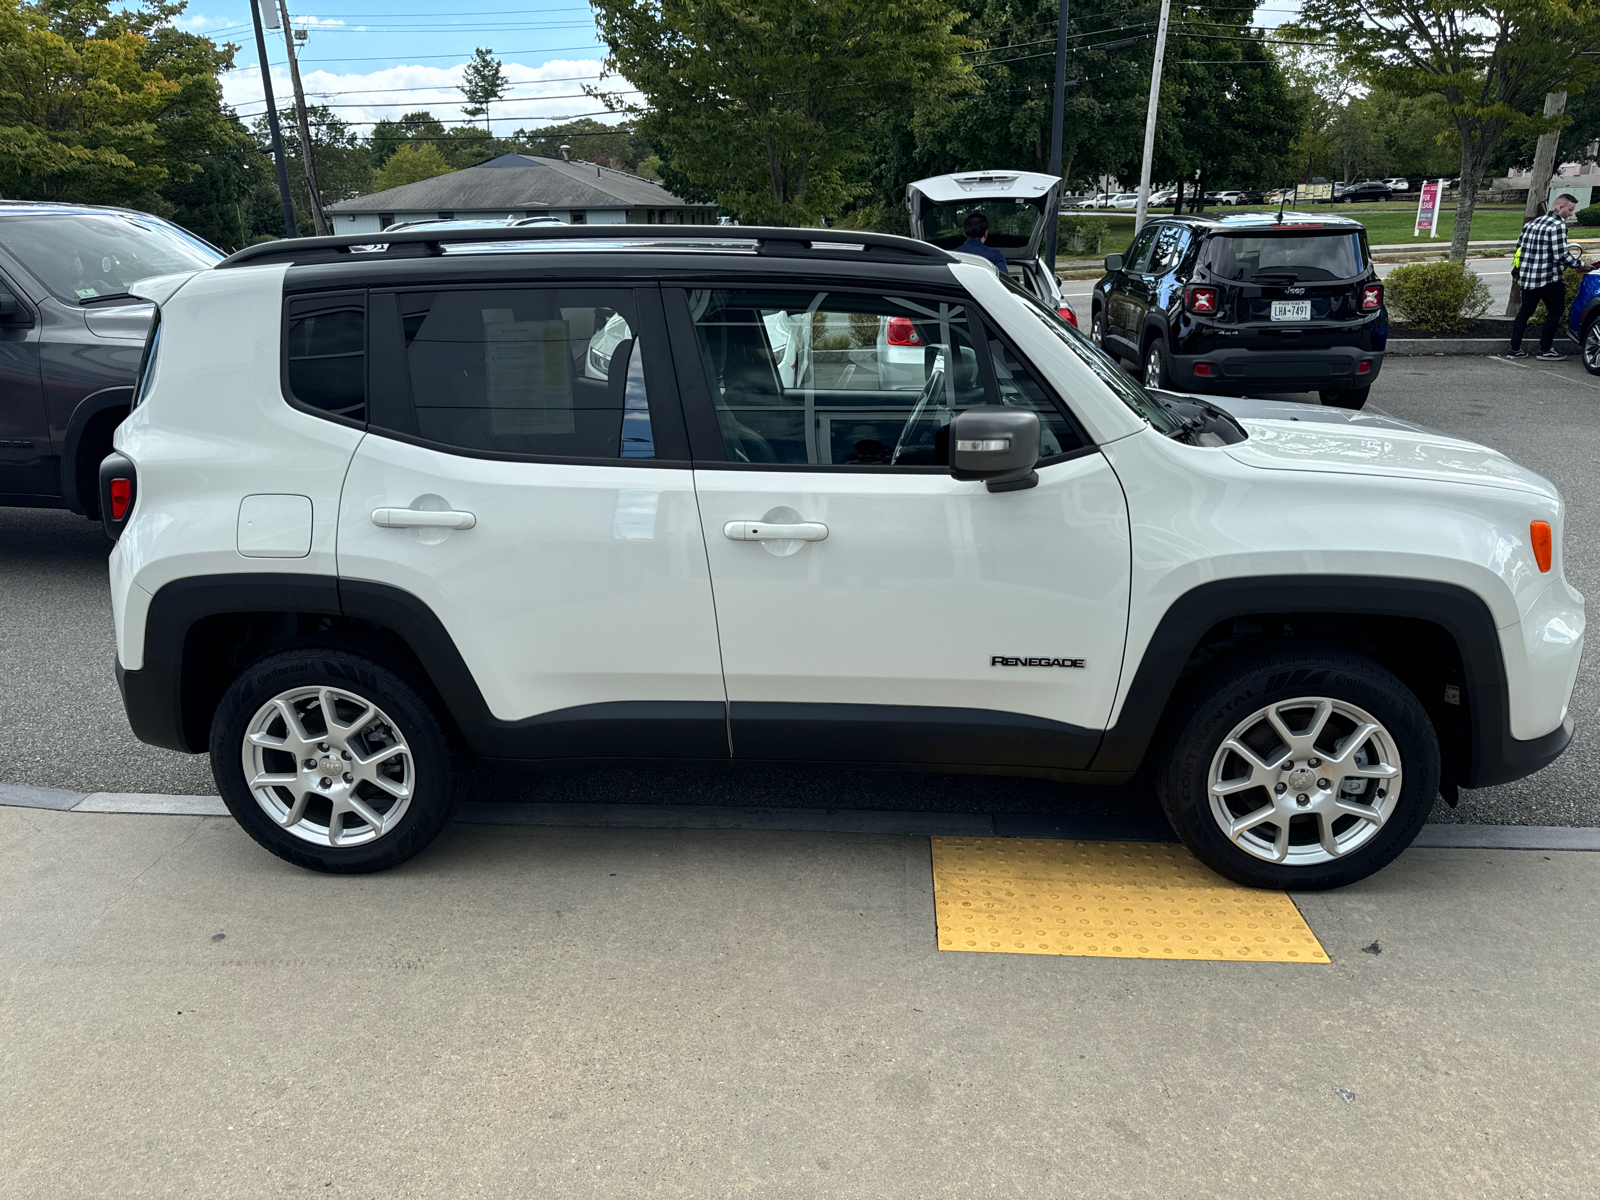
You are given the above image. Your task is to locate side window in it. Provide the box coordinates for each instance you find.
[988,340,1087,460]
[284,293,365,422]
[377,287,652,459]
[686,289,1083,468]
[1124,227,1159,273]
[1150,225,1188,273]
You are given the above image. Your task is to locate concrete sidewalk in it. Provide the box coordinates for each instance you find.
[3,803,1596,1198]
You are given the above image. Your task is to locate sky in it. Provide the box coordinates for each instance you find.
[171,0,1297,141]
[184,0,629,136]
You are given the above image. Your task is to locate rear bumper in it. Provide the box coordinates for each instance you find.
[1170,345,1384,393]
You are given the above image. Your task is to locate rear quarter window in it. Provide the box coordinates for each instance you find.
[283,291,366,424]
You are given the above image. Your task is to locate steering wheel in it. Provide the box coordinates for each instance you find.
[889,363,947,465]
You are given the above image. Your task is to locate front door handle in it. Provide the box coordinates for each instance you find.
[372,507,476,530]
[723,520,827,543]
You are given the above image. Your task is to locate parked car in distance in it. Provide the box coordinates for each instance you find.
[1236,188,1266,205]
[1381,178,1410,192]
[906,170,1076,326]
[1090,210,1387,409]
[1331,181,1394,204]
[1106,193,1141,210]
[1213,191,1246,206]
[105,223,1579,892]
[0,201,221,521]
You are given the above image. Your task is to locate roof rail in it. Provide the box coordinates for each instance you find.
[214,223,958,270]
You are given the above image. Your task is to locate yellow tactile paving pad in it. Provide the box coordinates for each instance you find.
[931,837,1328,963]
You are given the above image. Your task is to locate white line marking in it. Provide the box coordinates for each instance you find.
[72,793,229,816]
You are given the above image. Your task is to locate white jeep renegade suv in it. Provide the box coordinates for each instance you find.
[103,225,1583,888]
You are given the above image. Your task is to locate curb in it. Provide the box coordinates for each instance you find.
[3,784,1597,850]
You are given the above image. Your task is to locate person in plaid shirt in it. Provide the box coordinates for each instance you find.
[1506,192,1584,358]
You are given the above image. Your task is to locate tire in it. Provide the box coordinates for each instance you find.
[1318,385,1370,409]
[1156,646,1439,890]
[1143,336,1170,390]
[1091,310,1111,356]
[1582,316,1600,376]
[210,647,466,873]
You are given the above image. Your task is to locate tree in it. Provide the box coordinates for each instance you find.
[1300,0,1600,262]
[593,0,972,224]
[0,0,248,217]
[459,47,509,133]
[251,103,371,234]
[509,116,654,171]
[371,141,455,191]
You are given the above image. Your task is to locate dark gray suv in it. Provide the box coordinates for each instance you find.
[0,202,220,519]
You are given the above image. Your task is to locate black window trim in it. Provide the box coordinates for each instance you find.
[358,280,694,467]
[663,281,1098,472]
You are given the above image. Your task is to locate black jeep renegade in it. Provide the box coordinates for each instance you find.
[1089,212,1387,409]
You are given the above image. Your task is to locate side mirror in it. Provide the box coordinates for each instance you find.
[1104,253,1124,272]
[950,407,1041,493]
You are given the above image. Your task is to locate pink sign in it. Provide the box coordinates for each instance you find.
[1414,180,1442,238]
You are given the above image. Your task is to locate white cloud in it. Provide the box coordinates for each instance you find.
[173,13,230,31]
[292,15,347,27]
[223,58,634,136]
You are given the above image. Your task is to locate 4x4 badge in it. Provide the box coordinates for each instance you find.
[991,656,1086,668]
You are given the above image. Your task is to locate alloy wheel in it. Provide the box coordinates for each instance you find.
[241,685,415,847]
[1145,345,1163,389]
[1207,696,1402,866]
[1584,320,1600,372]
[1091,313,1106,348]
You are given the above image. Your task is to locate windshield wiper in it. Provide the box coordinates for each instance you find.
[78,292,143,306]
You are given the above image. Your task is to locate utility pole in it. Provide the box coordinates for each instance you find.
[1044,0,1070,269]
[279,0,328,236]
[1133,0,1173,235]
[249,0,297,238]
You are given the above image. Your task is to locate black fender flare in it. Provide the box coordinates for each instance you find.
[60,384,133,513]
[1139,312,1173,355]
[1088,575,1568,790]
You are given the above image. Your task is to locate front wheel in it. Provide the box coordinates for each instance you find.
[1156,647,1439,890]
[1319,385,1370,410]
[1143,338,1170,390]
[1582,316,1600,376]
[211,647,465,873]
[1091,311,1111,355]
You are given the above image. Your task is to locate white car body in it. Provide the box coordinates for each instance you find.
[105,228,1582,883]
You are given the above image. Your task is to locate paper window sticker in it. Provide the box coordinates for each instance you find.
[483,317,573,436]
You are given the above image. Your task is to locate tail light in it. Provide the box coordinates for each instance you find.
[98,451,137,541]
[1185,286,1218,314]
[1531,521,1553,573]
[886,317,921,346]
[1057,306,1078,328]
[1361,283,1383,311]
[1356,359,1372,375]
[1194,363,1213,376]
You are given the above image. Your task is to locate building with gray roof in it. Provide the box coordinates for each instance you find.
[325,152,716,233]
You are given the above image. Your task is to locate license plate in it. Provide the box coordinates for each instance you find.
[1271,300,1311,321]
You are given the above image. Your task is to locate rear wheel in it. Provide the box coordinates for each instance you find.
[1156,646,1438,890]
[211,647,465,873]
[1319,385,1370,410]
[1582,316,1600,376]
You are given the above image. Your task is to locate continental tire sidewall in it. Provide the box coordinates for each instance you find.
[1159,649,1439,890]
[210,649,460,873]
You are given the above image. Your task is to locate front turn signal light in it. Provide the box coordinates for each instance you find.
[1531,521,1553,572]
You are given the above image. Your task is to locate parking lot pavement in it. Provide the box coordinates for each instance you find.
[0,357,1592,826]
[1,803,1596,1198]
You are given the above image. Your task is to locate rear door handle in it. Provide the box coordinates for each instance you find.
[372,507,477,530]
[723,520,828,543]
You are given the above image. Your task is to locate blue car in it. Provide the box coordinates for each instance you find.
[1569,268,1600,374]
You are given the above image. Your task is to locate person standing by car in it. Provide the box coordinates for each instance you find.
[1506,192,1584,359]
[956,212,1010,274]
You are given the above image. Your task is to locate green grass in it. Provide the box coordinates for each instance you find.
[1061,205,1531,260]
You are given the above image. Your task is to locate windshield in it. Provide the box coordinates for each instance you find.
[1202,232,1365,282]
[1,212,219,303]
[997,274,1181,436]
[920,198,1042,250]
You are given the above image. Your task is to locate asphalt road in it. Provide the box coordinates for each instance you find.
[4,802,1598,1197]
[0,356,1593,825]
